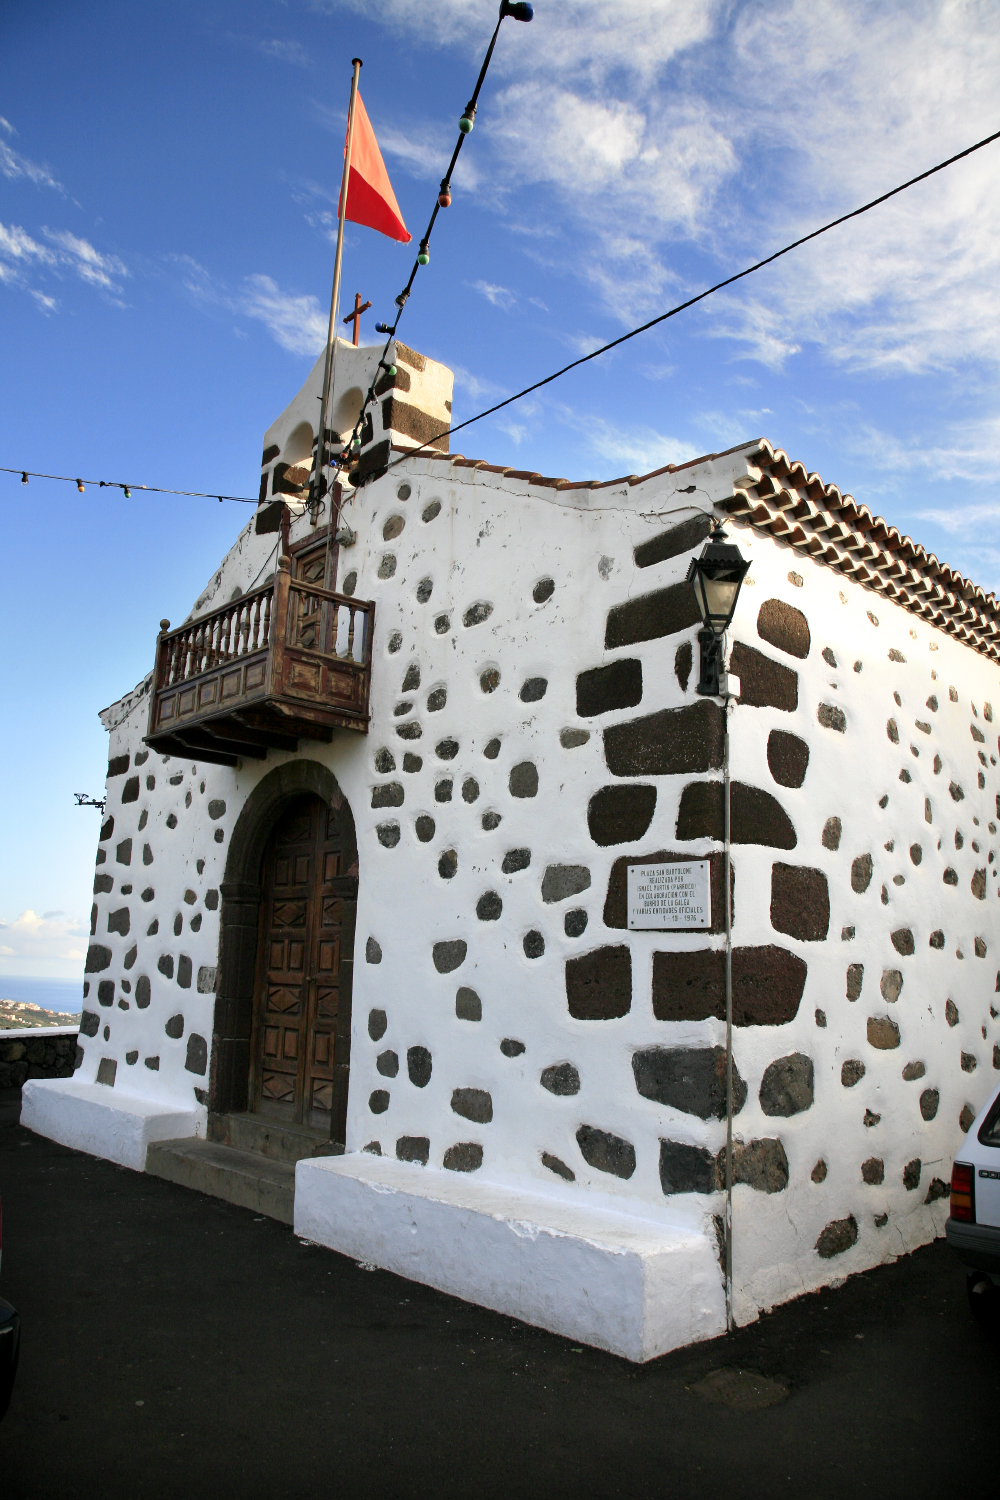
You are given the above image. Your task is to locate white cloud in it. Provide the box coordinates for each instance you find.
[0,120,64,193]
[0,910,88,967]
[258,38,311,66]
[42,228,128,292]
[469,279,515,310]
[0,220,128,306]
[239,274,328,355]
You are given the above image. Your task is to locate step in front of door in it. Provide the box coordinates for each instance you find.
[145,1137,295,1224]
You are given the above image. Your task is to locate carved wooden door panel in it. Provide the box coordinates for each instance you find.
[250,794,349,1128]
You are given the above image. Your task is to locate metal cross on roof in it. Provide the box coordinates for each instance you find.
[343,292,372,346]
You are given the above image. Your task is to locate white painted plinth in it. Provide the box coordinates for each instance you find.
[21,1078,206,1172]
[295,1154,726,1362]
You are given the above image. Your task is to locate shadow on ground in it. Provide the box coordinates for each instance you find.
[1,1121,997,1499]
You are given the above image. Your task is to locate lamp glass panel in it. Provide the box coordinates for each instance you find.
[701,574,740,628]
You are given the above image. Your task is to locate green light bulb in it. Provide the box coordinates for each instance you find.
[459,115,474,134]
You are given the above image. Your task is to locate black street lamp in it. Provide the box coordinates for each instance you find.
[686,524,751,695]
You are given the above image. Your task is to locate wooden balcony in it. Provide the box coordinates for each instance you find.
[145,555,374,766]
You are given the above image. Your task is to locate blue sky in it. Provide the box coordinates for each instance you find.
[3,0,999,977]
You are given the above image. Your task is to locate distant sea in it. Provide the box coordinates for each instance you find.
[0,975,83,1017]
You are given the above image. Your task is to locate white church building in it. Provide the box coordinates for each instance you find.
[24,337,1000,1359]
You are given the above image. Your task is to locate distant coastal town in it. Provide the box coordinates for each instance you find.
[0,999,81,1031]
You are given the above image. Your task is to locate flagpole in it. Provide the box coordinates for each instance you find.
[311,56,362,531]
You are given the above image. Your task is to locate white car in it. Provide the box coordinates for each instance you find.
[946,1079,1000,1328]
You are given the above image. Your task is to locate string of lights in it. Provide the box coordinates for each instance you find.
[0,466,258,504]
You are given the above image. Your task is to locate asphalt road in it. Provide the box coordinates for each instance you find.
[1,1117,997,1500]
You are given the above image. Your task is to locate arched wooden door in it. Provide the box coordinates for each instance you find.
[249,793,355,1130]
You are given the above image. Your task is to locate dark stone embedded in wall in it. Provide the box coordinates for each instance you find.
[96,1058,117,1087]
[587,785,656,846]
[576,1124,635,1179]
[822,817,842,850]
[605,581,701,650]
[767,730,810,788]
[436,739,459,761]
[881,969,903,1002]
[862,1157,885,1185]
[484,738,501,760]
[376,1050,399,1077]
[603,848,731,934]
[632,1045,747,1120]
[891,928,915,955]
[421,499,441,523]
[961,1051,978,1073]
[811,1159,828,1183]
[427,687,447,712]
[177,955,192,989]
[509,762,539,798]
[729,642,798,712]
[456,987,482,1021]
[94,874,113,895]
[371,783,404,808]
[902,1061,926,1080]
[566,944,632,1020]
[943,868,958,886]
[925,1177,949,1203]
[724,1138,790,1194]
[366,937,383,965]
[652,945,807,1026]
[378,554,397,580]
[428,936,464,972]
[502,849,531,875]
[816,1215,858,1259]
[407,1047,433,1088]
[920,1088,940,1120]
[462,778,479,803]
[369,1090,389,1114]
[868,1016,901,1049]
[402,664,421,693]
[85,945,112,973]
[80,1011,100,1037]
[145,1056,160,1071]
[576,659,643,718]
[476,891,502,920]
[675,641,693,693]
[122,777,140,804]
[368,1009,387,1041]
[533,578,555,604]
[135,976,150,1008]
[851,854,874,892]
[541,865,590,903]
[208,799,226,820]
[659,1139,717,1195]
[480,668,500,694]
[523,931,545,959]
[463,602,493,628]
[540,1062,581,1096]
[444,1143,483,1173]
[438,850,458,881]
[435,780,453,802]
[847,963,864,1000]
[757,598,811,659]
[142,844,153,865]
[759,1053,814,1116]
[452,1087,493,1123]
[376,823,400,847]
[604,700,725,778]
[481,812,500,831]
[116,838,132,866]
[676,781,796,850]
[396,1136,430,1165]
[566,909,588,936]
[841,1059,866,1087]
[817,704,847,733]
[770,864,830,941]
[158,954,174,979]
[100,816,114,841]
[972,867,987,900]
[960,1104,976,1133]
[165,1014,184,1039]
[204,890,219,911]
[561,729,591,749]
[97,980,115,1007]
[404,754,423,774]
[542,1152,575,1181]
[633,514,713,570]
[520,678,547,703]
[108,754,130,778]
[501,1038,525,1057]
[185,1034,207,1075]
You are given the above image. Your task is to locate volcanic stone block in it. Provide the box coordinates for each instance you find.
[868,1016,901,1049]
[509,762,539,798]
[435,780,453,803]
[520,678,548,703]
[369,1090,390,1115]
[376,823,400,847]
[659,1140,718,1195]
[652,946,807,1026]
[540,1063,581,1096]
[566,945,632,1019]
[438,850,458,880]
[605,700,725,779]
[770,864,830,941]
[533,578,555,603]
[841,1059,865,1087]
[851,854,873,892]
[476,891,502,920]
[542,1153,575,1181]
[541,864,590,903]
[962,1051,978,1073]
[452,1087,493,1123]
[94,873,113,895]
[725,1138,790,1194]
[604,849,730,934]
[366,938,383,965]
[135,976,150,1008]
[588,785,656,846]
[675,641,693,693]
[443,1143,483,1172]
[523,931,545,959]
[576,659,643,718]
[501,849,531,875]
[208,799,226,820]
[676,781,797,849]
[407,1047,433,1087]
[500,1039,525,1056]
[816,1214,858,1259]
[902,1061,926,1080]
[577,1124,636,1179]
[566,909,588,936]
[632,1045,747,1120]
[862,1156,885,1185]
[185,1034,207,1075]
[972,868,987,899]
[107,907,131,937]
[85,945,112,973]
[729,642,798,712]
[881,969,903,1002]
[80,1011,100,1037]
[920,1089,939,1120]
[108,754,130,778]
[368,1009,387,1041]
[605,581,701,649]
[157,955,174,980]
[396,1137,430,1164]
[891,928,915,956]
[759,1053,814,1116]
[96,1058,117,1087]
[371,783,404,809]
[427,687,447,712]
[847,963,864,1000]
[433,940,467,973]
[767,730,810,788]
[960,1104,976,1132]
[817,704,846,733]
[757,598,810,659]
[455,987,482,1021]
[822,817,842,851]
[177,955,192,989]
[634,514,713,570]
[376,1050,399,1077]
[97,980,115,1006]
[463,602,493,628]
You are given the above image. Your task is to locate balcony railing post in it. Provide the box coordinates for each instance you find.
[269,558,291,696]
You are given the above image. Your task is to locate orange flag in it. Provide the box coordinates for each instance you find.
[340,93,411,244]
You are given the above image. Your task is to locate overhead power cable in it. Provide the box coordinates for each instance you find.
[0,466,258,504]
[384,123,1000,473]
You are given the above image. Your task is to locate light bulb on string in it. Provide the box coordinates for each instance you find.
[417,241,430,266]
[76,479,85,493]
[123,486,131,499]
[20,472,27,485]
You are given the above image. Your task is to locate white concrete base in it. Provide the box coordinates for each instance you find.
[21,1078,206,1172]
[295,1154,726,1362]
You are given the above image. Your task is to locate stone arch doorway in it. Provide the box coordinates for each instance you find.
[209,761,358,1149]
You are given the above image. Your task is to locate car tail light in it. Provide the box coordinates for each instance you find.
[950,1161,975,1222]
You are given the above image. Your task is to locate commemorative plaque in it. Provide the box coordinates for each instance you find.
[626,860,711,930]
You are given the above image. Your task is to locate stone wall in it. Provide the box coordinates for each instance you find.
[1,1030,78,1089]
[74,349,1000,1327]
